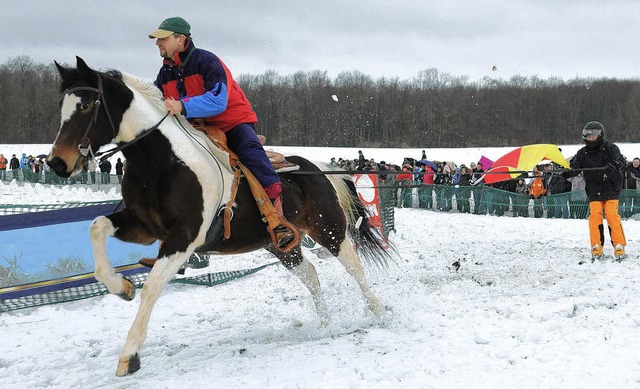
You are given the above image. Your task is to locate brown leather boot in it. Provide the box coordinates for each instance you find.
[272,196,295,248]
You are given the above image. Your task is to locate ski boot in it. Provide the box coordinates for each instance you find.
[614,244,626,262]
[581,243,603,264]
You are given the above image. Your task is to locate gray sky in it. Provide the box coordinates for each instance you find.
[3,0,640,82]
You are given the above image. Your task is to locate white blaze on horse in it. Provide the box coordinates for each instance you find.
[47,57,394,377]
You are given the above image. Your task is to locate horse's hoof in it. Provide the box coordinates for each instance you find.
[116,353,140,377]
[369,303,387,318]
[116,276,136,301]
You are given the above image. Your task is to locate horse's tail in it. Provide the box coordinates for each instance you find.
[326,172,396,269]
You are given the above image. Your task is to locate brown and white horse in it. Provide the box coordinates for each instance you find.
[48,57,393,376]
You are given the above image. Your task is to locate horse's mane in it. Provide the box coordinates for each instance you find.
[120,72,166,112]
[117,71,234,171]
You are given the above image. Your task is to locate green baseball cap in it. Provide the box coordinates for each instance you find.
[148,17,191,39]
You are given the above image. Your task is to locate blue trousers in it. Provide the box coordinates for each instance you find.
[226,123,281,193]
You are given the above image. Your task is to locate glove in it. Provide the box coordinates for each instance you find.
[559,170,571,179]
[604,162,617,174]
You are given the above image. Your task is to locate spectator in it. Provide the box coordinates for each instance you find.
[9,154,19,180]
[456,166,472,213]
[99,159,112,184]
[421,150,427,160]
[413,162,422,182]
[357,150,366,170]
[529,166,547,218]
[344,159,354,171]
[378,161,388,182]
[397,165,413,208]
[0,153,7,181]
[546,163,570,219]
[561,121,627,262]
[514,178,529,217]
[621,157,640,218]
[434,164,452,211]
[329,157,338,167]
[567,172,588,219]
[89,158,98,184]
[116,158,124,183]
[22,156,33,183]
[471,162,485,214]
[419,163,435,210]
[490,179,512,217]
[80,160,88,184]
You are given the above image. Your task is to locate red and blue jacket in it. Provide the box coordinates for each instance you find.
[155,40,257,132]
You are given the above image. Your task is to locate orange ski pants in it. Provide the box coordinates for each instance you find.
[588,200,626,248]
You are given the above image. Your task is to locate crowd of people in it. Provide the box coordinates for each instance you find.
[0,152,125,185]
[329,148,640,220]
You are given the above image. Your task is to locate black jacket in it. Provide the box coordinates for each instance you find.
[569,140,626,201]
[9,157,19,170]
[547,175,570,195]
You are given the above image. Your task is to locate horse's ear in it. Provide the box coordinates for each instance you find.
[54,60,69,78]
[76,56,92,73]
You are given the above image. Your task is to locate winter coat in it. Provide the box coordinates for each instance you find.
[515,182,528,195]
[547,175,570,195]
[471,168,484,186]
[529,175,547,198]
[99,160,112,174]
[434,171,451,185]
[458,173,472,186]
[568,174,587,201]
[422,166,435,184]
[155,40,257,132]
[115,160,124,175]
[569,140,626,201]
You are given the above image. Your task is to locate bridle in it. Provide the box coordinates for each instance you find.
[63,73,169,164]
[63,73,118,159]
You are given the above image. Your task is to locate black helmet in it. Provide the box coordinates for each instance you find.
[582,121,604,141]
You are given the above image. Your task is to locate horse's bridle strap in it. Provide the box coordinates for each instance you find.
[64,75,118,154]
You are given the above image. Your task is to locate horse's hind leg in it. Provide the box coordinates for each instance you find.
[335,239,386,317]
[271,247,329,323]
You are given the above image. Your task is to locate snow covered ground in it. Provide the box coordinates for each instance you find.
[1,144,640,388]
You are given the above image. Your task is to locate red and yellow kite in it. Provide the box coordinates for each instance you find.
[484,144,569,184]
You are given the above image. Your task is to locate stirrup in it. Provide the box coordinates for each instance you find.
[274,225,295,248]
[267,219,300,252]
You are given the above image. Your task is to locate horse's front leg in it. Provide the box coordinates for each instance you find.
[90,213,155,300]
[116,236,196,377]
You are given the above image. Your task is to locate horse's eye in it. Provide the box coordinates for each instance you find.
[80,102,90,111]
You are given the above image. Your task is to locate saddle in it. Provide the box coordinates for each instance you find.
[195,122,298,173]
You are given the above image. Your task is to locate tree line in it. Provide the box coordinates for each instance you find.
[2,55,639,147]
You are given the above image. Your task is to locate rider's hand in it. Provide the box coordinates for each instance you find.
[164,98,184,116]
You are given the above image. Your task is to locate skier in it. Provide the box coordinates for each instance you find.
[562,121,627,263]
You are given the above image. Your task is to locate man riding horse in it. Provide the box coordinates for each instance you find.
[148,16,295,249]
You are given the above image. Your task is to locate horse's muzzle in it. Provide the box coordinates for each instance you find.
[47,157,71,178]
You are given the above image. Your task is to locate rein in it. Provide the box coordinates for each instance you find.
[94,113,170,163]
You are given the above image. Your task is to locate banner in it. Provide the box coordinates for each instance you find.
[353,174,385,240]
